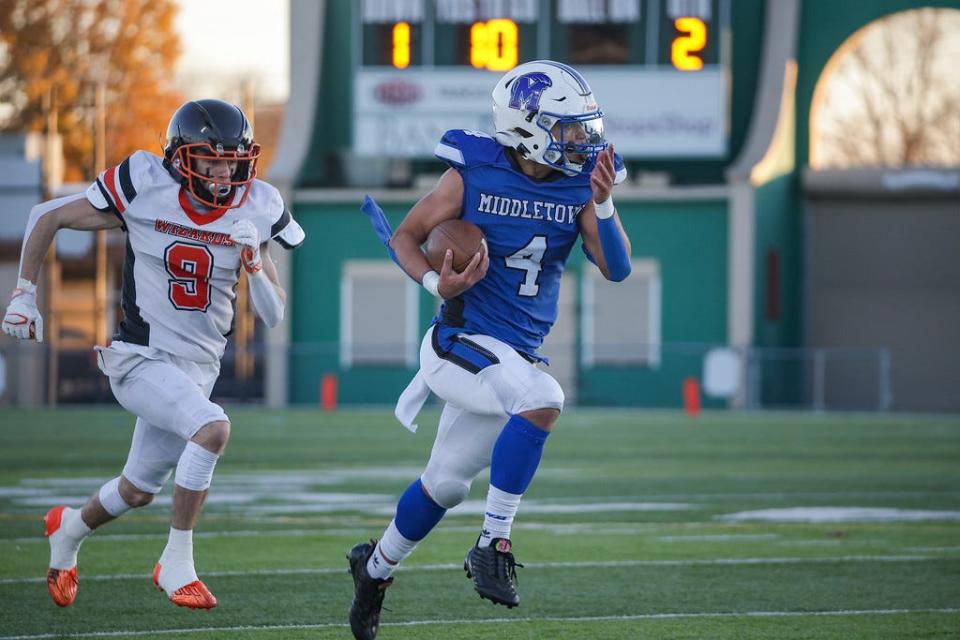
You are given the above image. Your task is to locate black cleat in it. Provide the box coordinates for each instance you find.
[347,540,394,640]
[464,538,523,608]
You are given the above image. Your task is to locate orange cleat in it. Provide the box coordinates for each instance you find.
[153,563,217,609]
[45,506,78,607]
[46,567,78,607]
[44,505,66,538]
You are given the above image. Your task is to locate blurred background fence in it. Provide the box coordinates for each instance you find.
[0,339,892,413]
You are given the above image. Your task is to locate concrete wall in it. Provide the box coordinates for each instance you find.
[289,191,729,407]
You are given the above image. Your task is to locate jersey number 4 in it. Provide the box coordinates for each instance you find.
[165,242,213,311]
[505,235,546,297]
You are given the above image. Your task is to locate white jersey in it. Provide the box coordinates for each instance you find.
[86,151,304,363]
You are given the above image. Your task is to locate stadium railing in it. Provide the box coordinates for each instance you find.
[0,340,892,412]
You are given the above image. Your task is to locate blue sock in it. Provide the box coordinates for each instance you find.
[489,414,550,495]
[393,478,447,541]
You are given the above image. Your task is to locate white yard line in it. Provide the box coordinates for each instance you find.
[9,528,351,544]
[5,522,683,545]
[1,608,958,640]
[658,534,780,542]
[1,554,956,585]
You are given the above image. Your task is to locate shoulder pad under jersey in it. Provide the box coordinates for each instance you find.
[434,129,502,170]
[85,151,166,216]
[259,181,305,250]
[271,206,305,250]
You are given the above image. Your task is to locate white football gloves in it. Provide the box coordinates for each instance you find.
[2,278,43,342]
[231,219,262,274]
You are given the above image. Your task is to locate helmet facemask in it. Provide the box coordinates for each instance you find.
[538,111,607,176]
[170,142,261,209]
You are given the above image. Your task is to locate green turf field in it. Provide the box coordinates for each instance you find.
[0,408,958,639]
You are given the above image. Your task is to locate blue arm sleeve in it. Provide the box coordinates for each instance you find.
[597,215,631,282]
[581,242,598,266]
[360,195,401,267]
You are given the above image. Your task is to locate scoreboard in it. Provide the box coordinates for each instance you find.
[354,0,730,159]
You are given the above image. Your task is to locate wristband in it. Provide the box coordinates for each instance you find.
[594,197,615,220]
[421,270,441,298]
[240,246,262,274]
[15,278,36,296]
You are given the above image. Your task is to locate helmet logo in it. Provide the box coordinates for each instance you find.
[508,72,552,112]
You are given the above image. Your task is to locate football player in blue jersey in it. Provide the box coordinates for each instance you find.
[351,60,632,640]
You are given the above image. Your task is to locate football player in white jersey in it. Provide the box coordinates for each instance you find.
[1,99,304,609]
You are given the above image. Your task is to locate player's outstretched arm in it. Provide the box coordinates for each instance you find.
[2,196,122,342]
[390,169,488,298]
[579,145,632,282]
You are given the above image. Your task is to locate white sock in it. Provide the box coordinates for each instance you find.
[478,485,522,548]
[49,507,92,569]
[367,520,417,580]
[157,527,198,593]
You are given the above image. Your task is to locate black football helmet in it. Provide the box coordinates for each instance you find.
[163,99,261,209]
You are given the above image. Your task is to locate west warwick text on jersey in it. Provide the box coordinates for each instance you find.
[154,219,235,246]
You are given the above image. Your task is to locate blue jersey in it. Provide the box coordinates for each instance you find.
[432,129,623,358]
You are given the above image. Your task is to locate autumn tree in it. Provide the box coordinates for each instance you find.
[0,0,182,181]
[812,8,960,169]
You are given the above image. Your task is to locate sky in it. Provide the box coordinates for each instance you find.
[174,0,290,103]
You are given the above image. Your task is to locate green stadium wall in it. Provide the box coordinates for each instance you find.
[289,197,728,407]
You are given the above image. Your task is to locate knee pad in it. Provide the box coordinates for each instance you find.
[99,477,134,517]
[421,465,472,509]
[420,405,502,508]
[515,373,565,414]
[175,441,220,491]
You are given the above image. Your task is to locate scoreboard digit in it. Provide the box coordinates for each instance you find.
[470,19,520,71]
[392,22,412,69]
[672,17,707,70]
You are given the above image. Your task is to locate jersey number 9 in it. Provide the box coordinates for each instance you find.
[164,242,214,312]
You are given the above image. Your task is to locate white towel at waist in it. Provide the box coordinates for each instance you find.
[394,370,430,432]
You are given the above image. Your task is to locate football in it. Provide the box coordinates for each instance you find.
[425,219,485,273]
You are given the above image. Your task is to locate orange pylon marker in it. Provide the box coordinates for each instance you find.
[321,373,338,412]
[683,377,701,417]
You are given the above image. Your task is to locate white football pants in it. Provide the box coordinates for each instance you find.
[96,341,228,494]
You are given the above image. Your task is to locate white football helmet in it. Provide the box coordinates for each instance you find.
[492,60,607,176]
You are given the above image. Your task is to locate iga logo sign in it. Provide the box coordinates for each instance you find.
[374,81,422,105]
